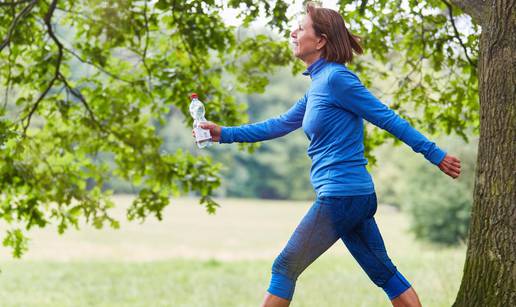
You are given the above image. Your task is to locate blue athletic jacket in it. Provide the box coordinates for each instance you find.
[219,58,446,197]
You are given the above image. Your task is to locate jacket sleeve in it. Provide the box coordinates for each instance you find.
[328,69,446,165]
[219,94,307,144]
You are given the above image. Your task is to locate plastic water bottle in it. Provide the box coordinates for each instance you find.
[189,93,212,149]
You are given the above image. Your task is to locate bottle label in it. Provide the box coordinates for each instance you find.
[194,127,211,142]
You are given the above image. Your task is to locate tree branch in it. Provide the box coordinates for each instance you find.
[3,5,15,110]
[21,77,58,136]
[58,74,102,132]
[21,0,62,135]
[448,0,486,24]
[378,56,424,99]
[142,0,153,94]
[442,0,477,68]
[58,74,148,159]
[55,6,151,90]
[359,0,368,15]
[62,45,137,84]
[19,0,150,153]
[0,0,37,53]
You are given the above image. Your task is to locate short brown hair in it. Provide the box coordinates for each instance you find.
[306,2,363,64]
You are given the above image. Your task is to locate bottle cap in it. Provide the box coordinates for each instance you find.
[190,93,198,99]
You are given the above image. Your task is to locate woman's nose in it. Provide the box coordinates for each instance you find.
[291,30,297,38]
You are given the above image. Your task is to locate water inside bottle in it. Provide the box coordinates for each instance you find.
[189,94,212,149]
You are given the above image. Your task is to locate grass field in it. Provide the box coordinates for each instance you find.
[0,196,466,307]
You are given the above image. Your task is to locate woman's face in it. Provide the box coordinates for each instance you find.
[290,14,324,64]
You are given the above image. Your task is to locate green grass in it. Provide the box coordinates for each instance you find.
[0,196,466,306]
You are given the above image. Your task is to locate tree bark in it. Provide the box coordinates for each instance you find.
[453,1,516,306]
[449,0,487,23]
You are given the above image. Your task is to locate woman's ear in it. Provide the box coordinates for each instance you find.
[317,34,328,50]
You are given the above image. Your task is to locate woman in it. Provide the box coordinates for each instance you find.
[194,3,461,307]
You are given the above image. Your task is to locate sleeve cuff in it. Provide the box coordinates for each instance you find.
[427,148,447,165]
[219,126,233,144]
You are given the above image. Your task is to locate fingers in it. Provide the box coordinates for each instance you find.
[444,155,460,164]
[444,164,461,179]
[439,154,461,179]
[452,162,461,170]
[449,156,461,165]
[450,172,460,179]
[193,122,219,141]
[199,122,214,129]
[439,155,460,179]
[444,160,461,171]
[448,168,460,178]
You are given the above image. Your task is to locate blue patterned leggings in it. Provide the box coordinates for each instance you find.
[267,193,411,301]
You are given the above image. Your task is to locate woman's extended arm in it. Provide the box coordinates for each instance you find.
[204,94,307,144]
[329,69,461,178]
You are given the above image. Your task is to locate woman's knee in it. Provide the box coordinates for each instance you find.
[271,250,302,279]
[268,252,302,301]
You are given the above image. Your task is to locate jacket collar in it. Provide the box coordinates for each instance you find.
[302,57,327,78]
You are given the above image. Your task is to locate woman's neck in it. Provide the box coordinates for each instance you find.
[304,53,322,67]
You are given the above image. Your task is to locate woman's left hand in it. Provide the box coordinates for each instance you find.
[438,154,461,179]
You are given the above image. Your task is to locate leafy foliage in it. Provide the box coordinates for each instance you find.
[337,0,479,163]
[0,0,296,258]
[371,135,476,245]
[404,136,476,245]
[0,0,479,257]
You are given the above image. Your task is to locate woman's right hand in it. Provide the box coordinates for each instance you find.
[438,154,461,179]
[192,121,222,142]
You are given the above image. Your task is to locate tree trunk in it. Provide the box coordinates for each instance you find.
[453,1,516,306]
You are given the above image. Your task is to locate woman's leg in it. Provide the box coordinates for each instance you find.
[263,200,340,306]
[261,293,291,307]
[261,290,424,307]
[391,287,422,307]
[339,194,421,306]
[263,194,375,306]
